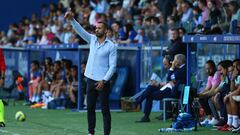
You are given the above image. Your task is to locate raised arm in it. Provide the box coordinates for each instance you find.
[64,11,92,43]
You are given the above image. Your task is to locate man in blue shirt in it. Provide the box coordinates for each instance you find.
[65,11,117,135]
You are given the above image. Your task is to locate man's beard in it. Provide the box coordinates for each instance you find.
[96,32,104,38]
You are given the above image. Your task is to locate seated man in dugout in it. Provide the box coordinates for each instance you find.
[198,60,221,125]
[129,55,172,119]
[29,60,42,103]
[50,61,66,99]
[221,59,240,132]
[135,54,186,122]
[37,57,54,98]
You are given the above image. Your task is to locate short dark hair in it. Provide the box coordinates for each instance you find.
[71,65,78,71]
[206,60,216,72]
[164,55,173,64]
[45,57,52,64]
[233,59,240,63]
[229,1,239,12]
[31,60,40,68]
[112,21,121,26]
[54,60,61,66]
[218,60,232,70]
[178,27,186,34]
[97,21,109,30]
[171,27,179,33]
[199,0,207,6]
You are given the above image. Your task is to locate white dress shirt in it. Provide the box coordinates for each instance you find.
[71,19,117,81]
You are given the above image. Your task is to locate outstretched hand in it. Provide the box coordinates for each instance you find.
[64,9,74,20]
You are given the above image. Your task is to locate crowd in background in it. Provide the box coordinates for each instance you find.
[0,0,240,133]
[0,0,240,47]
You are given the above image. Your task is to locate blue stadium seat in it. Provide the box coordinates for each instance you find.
[109,67,129,108]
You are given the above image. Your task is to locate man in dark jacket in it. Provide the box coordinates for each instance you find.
[164,28,187,60]
[135,54,186,122]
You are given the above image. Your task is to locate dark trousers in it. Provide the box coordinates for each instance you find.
[218,90,228,121]
[208,98,219,119]
[199,97,212,116]
[136,85,174,118]
[87,78,111,135]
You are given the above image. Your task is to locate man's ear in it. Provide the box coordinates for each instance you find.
[105,29,108,35]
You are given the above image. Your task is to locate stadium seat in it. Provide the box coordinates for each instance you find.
[109,67,129,108]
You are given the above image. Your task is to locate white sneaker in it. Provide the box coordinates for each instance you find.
[232,96,240,102]
[232,126,240,133]
[200,118,210,125]
[209,118,219,125]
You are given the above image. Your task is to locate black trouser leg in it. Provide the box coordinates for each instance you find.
[87,79,97,134]
[99,82,111,135]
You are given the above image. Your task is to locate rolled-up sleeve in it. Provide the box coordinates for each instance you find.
[103,45,117,81]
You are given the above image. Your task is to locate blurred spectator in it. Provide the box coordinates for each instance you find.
[50,61,66,98]
[192,6,203,32]
[0,31,7,45]
[134,28,149,43]
[228,1,240,33]
[90,0,109,14]
[180,0,193,23]
[146,16,164,41]
[106,28,115,43]
[178,27,186,37]
[63,24,72,43]
[59,0,72,9]
[38,28,50,45]
[198,60,221,126]
[166,16,179,30]
[218,3,231,33]
[164,28,187,60]
[158,0,176,20]
[172,0,183,17]
[41,4,50,19]
[29,60,42,103]
[49,37,61,45]
[117,22,137,44]
[67,65,78,108]
[198,0,209,26]
[207,0,221,27]
[133,16,144,32]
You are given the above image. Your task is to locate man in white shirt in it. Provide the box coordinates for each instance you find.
[65,10,117,135]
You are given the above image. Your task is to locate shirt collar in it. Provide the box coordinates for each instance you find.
[94,37,110,46]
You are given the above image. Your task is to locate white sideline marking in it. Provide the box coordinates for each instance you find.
[0,129,21,135]
[66,109,122,114]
